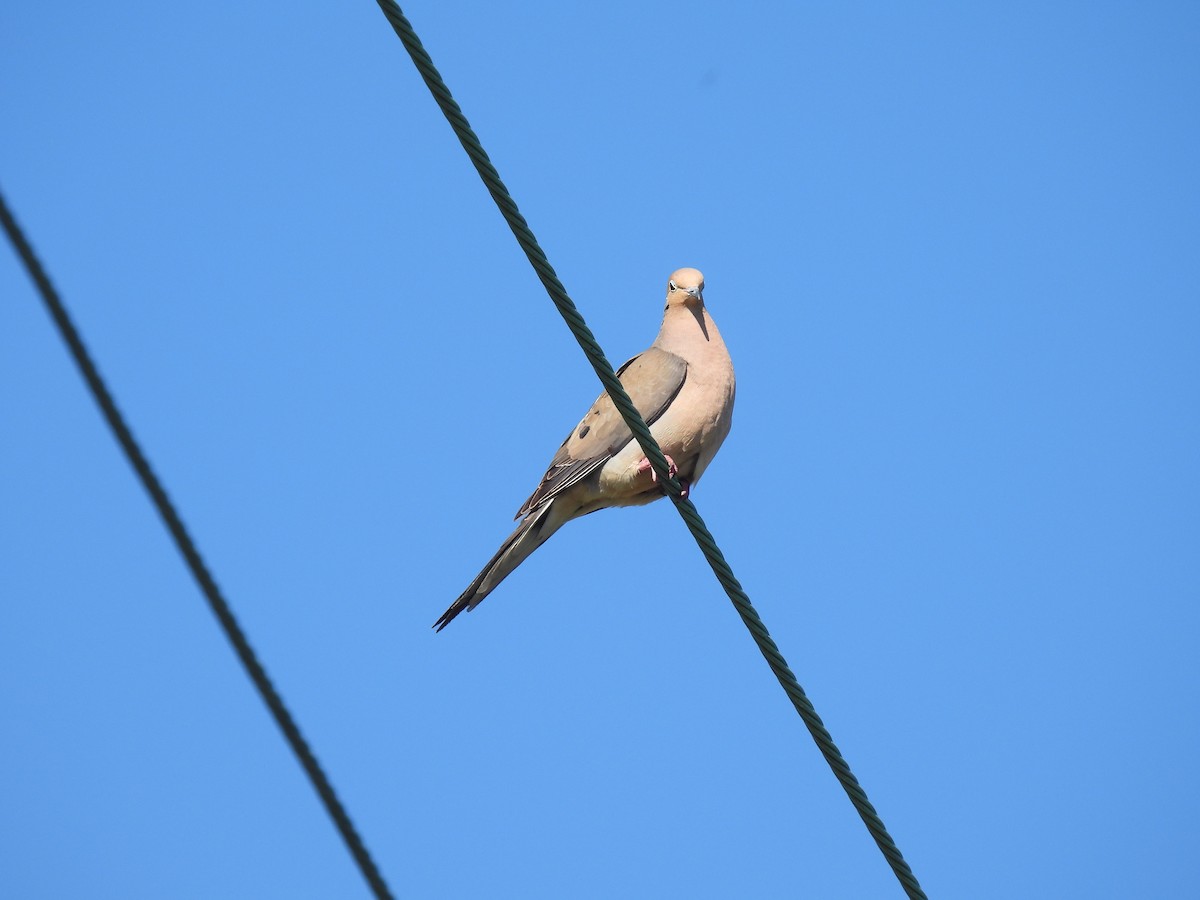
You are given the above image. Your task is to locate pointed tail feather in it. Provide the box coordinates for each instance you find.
[433,502,562,631]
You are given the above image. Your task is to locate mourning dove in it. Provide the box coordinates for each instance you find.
[434,268,735,631]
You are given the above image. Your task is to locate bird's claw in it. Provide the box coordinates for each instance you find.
[637,455,688,497]
[637,454,677,482]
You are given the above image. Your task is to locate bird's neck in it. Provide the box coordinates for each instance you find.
[653,305,726,356]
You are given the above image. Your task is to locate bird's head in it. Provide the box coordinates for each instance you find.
[664,267,705,311]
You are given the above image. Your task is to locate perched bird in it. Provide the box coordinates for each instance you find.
[434,268,735,631]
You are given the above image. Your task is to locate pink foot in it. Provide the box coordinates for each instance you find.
[637,455,690,498]
[637,454,676,482]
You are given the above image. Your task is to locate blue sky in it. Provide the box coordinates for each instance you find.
[3,3,1198,897]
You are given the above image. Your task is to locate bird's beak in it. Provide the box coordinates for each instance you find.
[686,286,703,303]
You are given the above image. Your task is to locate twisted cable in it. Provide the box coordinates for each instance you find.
[0,190,396,900]
[374,4,926,896]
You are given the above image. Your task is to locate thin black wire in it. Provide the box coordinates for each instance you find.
[0,190,395,900]
[373,4,927,897]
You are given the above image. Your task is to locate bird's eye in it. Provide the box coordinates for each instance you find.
[668,280,677,292]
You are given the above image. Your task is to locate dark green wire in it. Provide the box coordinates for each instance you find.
[0,192,396,900]
[374,3,927,897]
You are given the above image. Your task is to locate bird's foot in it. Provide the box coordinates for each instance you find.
[637,455,689,497]
[637,454,677,482]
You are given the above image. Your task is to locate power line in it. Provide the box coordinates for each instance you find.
[0,189,396,900]
[372,4,927,897]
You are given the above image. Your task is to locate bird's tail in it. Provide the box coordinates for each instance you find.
[433,501,563,631]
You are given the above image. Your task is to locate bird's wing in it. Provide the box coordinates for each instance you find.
[515,347,688,517]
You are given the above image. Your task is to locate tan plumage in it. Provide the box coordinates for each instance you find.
[434,268,735,631]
